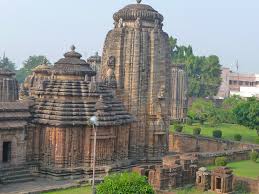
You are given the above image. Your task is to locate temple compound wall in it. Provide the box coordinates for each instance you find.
[100,2,172,161]
[169,132,259,153]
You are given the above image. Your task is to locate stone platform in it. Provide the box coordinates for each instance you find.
[0,178,84,194]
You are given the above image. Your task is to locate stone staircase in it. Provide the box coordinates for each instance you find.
[0,166,34,184]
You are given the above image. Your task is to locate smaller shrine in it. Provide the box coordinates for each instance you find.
[196,167,211,191]
[211,167,233,194]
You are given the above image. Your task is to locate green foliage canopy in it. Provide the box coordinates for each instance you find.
[0,55,16,71]
[16,55,50,83]
[96,172,154,194]
[233,97,259,130]
[169,36,222,97]
[188,98,214,124]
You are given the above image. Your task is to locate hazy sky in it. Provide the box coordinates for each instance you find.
[0,0,258,73]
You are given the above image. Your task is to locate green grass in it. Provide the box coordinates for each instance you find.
[171,123,259,144]
[171,185,214,194]
[208,160,259,180]
[42,186,92,194]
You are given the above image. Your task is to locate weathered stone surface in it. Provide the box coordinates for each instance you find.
[100,2,172,161]
[170,64,188,122]
[0,68,18,102]
[23,47,134,177]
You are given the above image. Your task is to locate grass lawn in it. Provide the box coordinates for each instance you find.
[42,186,92,194]
[171,185,214,194]
[208,160,259,180]
[170,123,259,144]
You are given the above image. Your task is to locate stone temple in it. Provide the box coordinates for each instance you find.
[0,0,189,186]
[101,1,172,161]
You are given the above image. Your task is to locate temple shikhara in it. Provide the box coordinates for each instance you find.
[0,0,196,191]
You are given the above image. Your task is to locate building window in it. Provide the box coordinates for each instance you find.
[2,142,12,163]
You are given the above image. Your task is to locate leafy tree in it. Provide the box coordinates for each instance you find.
[16,55,50,83]
[169,36,222,97]
[188,98,214,124]
[96,172,154,194]
[0,55,16,71]
[207,107,224,127]
[233,97,259,129]
[221,95,243,124]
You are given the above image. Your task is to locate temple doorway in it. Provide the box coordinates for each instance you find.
[216,177,222,190]
[2,141,11,163]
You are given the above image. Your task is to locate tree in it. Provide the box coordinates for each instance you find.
[16,55,50,83]
[233,97,259,130]
[221,95,243,124]
[169,36,222,97]
[96,172,154,194]
[188,98,214,125]
[0,55,16,71]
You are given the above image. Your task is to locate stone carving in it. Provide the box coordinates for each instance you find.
[135,17,141,28]
[118,18,123,28]
[104,56,117,88]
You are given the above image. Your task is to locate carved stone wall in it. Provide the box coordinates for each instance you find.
[101,3,171,161]
[0,69,18,102]
[171,65,188,122]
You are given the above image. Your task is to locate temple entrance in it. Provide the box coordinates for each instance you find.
[216,177,222,190]
[2,142,11,163]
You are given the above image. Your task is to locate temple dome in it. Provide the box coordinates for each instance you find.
[113,3,164,23]
[53,45,96,77]
[32,63,51,74]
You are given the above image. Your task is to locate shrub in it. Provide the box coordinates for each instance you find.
[234,181,250,194]
[193,128,201,135]
[249,151,258,162]
[256,137,259,144]
[234,134,242,141]
[96,172,154,194]
[186,118,193,126]
[215,157,228,166]
[213,130,222,138]
[174,124,183,132]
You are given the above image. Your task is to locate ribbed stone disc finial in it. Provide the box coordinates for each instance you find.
[136,0,142,4]
[71,45,76,51]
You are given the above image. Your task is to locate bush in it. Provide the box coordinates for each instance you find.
[193,128,201,135]
[249,151,258,162]
[213,130,222,138]
[174,124,183,132]
[96,172,154,194]
[234,134,242,141]
[186,118,193,126]
[234,181,250,194]
[215,157,228,166]
[256,137,259,144]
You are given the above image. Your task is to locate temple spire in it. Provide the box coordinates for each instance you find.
[136,0,142,4]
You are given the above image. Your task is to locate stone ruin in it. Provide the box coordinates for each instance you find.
[196,166,234,194]
[133,154,198,191]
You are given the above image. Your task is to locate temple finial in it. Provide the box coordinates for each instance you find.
[136,0,142,4]
[71,45,76,51]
